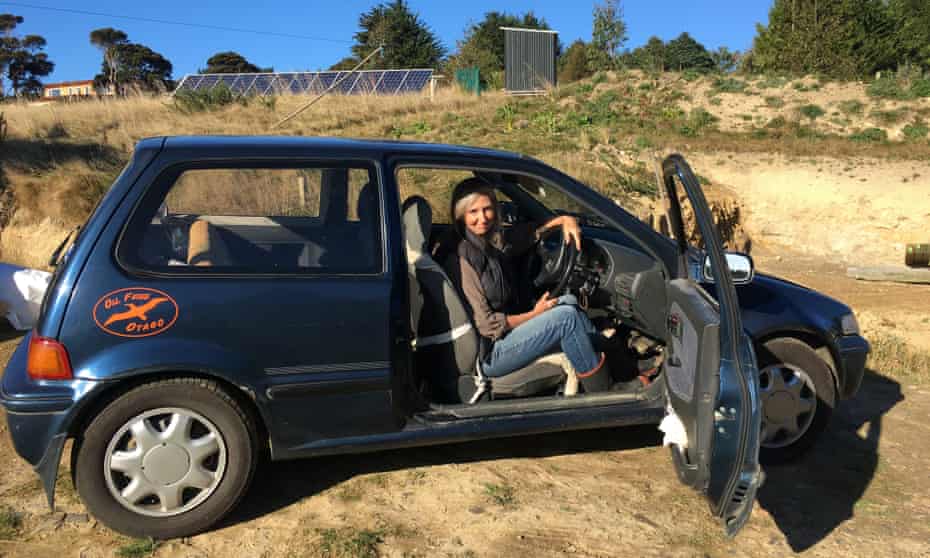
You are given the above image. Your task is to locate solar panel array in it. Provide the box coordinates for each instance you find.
[174,69,434,96]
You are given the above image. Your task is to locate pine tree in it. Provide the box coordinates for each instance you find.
[202,52,271,74]
[448,11,556,82]
[665,33,714,72]
[349,0,444,69]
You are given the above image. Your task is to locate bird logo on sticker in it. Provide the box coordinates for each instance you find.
[93,288,179,338]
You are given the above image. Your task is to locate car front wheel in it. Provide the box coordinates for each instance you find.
[75,378,258,539]
[756,338,836,464]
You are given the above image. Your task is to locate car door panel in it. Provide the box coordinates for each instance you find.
[659,155,763,537]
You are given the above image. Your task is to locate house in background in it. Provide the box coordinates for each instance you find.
[42,80,113,98]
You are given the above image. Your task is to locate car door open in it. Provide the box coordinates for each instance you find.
[657,154,764,537]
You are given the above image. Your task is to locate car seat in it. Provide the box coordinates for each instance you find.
[402,196,567,403]
[187,219,233,267]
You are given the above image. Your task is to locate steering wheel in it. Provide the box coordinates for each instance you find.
[532,227,579,296]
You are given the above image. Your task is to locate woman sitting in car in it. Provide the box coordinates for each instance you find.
[438,178,623,395]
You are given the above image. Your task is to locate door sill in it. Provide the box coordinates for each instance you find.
[419,389,660,422]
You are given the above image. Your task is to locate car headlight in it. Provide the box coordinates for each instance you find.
[840,313,860,336]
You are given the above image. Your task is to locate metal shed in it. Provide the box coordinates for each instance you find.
[502,27,558,95]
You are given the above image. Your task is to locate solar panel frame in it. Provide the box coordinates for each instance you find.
[173,69,434,97]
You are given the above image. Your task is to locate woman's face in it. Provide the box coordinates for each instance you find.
[463,194,495,237]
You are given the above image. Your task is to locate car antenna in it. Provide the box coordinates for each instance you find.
[274,45,384,129]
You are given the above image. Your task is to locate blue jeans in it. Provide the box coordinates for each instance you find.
[483,295,602,378]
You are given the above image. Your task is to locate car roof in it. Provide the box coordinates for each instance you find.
[157,135,529,162]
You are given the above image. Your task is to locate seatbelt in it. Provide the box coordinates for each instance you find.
[411,322,473,350]
[469,356,491,404]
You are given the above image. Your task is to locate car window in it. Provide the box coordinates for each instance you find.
[396,168,474,224]
[513,174,613,229]
[119,165,382,275]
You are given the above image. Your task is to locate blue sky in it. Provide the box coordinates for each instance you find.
[1,1,774,83]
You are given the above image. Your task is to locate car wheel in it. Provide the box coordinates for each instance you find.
[75,378,258,539]
[756,338,836,465]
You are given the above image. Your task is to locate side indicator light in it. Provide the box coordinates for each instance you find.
[26,334,73,380]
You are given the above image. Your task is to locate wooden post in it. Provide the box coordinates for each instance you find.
[297,174,307,208]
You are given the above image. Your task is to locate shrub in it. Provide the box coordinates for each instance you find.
[850,127,887,142]
[756,75,788,89]
[172,85,249,113]
[870,109,906,125]
[682,69,701,82]
[0,507,21,539]
[902,121,930,140]
[711,77,747,94]
[799,104,825,120]
[792,81,820,92]
[910,78,930,98]
[838,100,864,115]
[867,77,906,99]
[679,107,718,137]
[766,116,787,129]
[764,96,785,108]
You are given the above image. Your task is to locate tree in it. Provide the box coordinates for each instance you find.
[90,28,128,92]
[345,0,444,70]
[6,34,54,96]
[0,13,24,96]
[751,0,895,79]
[559,40,593,83]
[97,42,172,93]
[711,46,740,73]
[589,0,627,71]
[0,15,53,97]
[886,0,930,71]
[447,11,557,84]
[202,51,270,74]
[629,36,667,72]
[664,32,714,72]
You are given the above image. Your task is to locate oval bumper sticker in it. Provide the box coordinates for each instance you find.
[93,287,179,338]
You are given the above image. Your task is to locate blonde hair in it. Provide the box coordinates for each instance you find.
[451,181,499,227]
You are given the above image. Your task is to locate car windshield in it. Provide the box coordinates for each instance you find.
[513,175,613,229]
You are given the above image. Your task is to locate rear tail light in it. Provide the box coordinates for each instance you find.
[26,334,73,380]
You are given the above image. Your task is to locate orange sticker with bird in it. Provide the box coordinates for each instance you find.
[93,287,179,338]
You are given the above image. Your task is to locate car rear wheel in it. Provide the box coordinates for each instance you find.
[757,338,836,464]
[75,378,258,539]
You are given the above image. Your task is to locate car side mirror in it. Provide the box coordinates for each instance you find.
[703,252,754,285]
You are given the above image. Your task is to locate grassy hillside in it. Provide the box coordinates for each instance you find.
[1,69,928,268]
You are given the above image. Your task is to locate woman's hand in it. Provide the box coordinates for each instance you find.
[560,216,582,251]
[538,216,582,251]
[533,291,558,316]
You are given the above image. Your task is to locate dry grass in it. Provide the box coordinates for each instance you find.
[867,331,930,384]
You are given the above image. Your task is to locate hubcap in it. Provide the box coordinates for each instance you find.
[758,363,817,449]
[104,407,227,517]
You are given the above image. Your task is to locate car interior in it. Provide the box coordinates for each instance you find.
[398,168,673,414]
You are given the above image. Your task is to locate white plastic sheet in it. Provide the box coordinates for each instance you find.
[659,411,689,449]
[0,263,52,331]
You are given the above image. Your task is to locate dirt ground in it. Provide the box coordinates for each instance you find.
[1,148,930,556]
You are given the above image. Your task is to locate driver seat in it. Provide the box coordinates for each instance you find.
[402,196,567,404]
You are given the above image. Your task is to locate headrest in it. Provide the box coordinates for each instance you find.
[356,182,374,223]
[402,195,431,259]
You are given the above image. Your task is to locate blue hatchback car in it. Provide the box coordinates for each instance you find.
[1,137,868,539]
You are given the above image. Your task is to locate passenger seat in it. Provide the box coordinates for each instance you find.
[187,219,233,267]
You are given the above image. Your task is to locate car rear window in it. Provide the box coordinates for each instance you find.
[118,163,383,275]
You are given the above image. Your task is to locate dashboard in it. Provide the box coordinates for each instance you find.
[574,239,668,339]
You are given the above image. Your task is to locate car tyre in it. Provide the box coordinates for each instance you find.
[75,378,258,539]
[757,338,836,465]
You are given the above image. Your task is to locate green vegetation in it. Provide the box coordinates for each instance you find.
[116,538,159,558]
[850,127,888,143]
[316,527,383,558]
[755,75,789,89]
[333,0,445,71]
[765,96,786,108]
[799,104,826,121]
[710,77,747,94]
[679,107,719,137]
[484,482,516,506]
[751,0,930,80]
[172,85,248,113]
[839,100,865,115]
[902,121,930,140]
[201,51,271,74]
[0,14,54,97]
[871,109,907,125]
[0,506,21,539]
